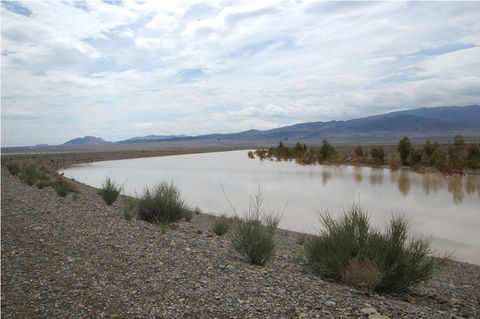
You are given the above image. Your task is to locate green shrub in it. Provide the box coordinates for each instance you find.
[305,204,442,293]
[212,215,231,236]
[318,138,336,161]
[389,159,400,171]
[5,162,21,175]
[354,145,364,157]
[229,191,280,266]
[54,184,69,197]
[466,144,480,169]
[410,149,422,167]
[98,177,121,205]
[432,149,447,171]
[370,146,385,165]
[398,137,412,165]
[122,197,137,221]
[19,165,39,186]
[183,209,193,222]
[36,171,50,189]
[136,182,186,224]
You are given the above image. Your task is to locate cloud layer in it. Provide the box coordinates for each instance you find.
[2,1,480,146]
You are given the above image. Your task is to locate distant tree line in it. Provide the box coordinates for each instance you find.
[249,135,480,174]
[396,135,480,174]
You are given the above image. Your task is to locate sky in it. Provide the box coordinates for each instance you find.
[1,1,480,147]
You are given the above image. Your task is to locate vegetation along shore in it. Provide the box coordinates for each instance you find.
[250,135,480,175]
[2,149,480,318]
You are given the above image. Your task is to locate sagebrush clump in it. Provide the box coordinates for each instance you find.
[229,191,280,266]
[136,182,187,224]
[122,197,137,221]
[305,204,443,293]
[212,215,231,236]
[5,162,21,175]
[98,177,121,205]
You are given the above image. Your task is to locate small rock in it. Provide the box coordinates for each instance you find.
[325,300,336,307]
[369,315,389,319]
[360,307,378,315]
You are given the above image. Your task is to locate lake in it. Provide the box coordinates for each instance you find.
[60,150,480,265]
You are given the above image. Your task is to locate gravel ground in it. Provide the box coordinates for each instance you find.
[1,152,480,318]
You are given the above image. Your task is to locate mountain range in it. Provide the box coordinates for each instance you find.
[63,105,479,146]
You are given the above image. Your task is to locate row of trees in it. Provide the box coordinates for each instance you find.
[250,139,386,166]
[250,135,480,174]
[397,135,480,174]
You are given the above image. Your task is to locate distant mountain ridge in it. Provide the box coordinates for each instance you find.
[63,136,110,145]
[127,135,188,141]
[63,105,480,145]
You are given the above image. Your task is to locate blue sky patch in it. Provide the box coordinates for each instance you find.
[176,68,207,83]
[2,1,32,17]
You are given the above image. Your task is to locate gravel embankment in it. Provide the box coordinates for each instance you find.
[1,153,480,318]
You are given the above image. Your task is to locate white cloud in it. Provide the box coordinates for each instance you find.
[145,12,178,30]
[414,47,480,78]
[1,1,480,146]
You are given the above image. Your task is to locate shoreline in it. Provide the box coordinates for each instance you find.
[2,150,480,318]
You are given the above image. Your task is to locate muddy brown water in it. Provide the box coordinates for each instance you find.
[61,150,480,265]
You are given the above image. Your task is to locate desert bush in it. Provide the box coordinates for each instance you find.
[423,140,436,164]
[5,162,21,175]
[122,197,137,221]
[432,149,447,171]
[48,174,80,194]
[19,164,39,186]
[305,204,442,293]
[136,182,186,224]
[410,149,422,167]
[212,215,231,236]
[54,184,69,197]
[398,137,412,165]
[36,171,50,189]
[318,138,337,161]
[183,209,193,222]
[342,256,383,294]
[389,159,400,171]
[229,191,280,266]
[370,146,385,165]
[466,144,480,169]
[254,148,268,160]
[354,145,364,157]
[98,177,121,205]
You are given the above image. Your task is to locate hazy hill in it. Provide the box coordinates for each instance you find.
[63,136,110,145]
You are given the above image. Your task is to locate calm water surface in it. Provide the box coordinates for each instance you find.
[60,150,480,265]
